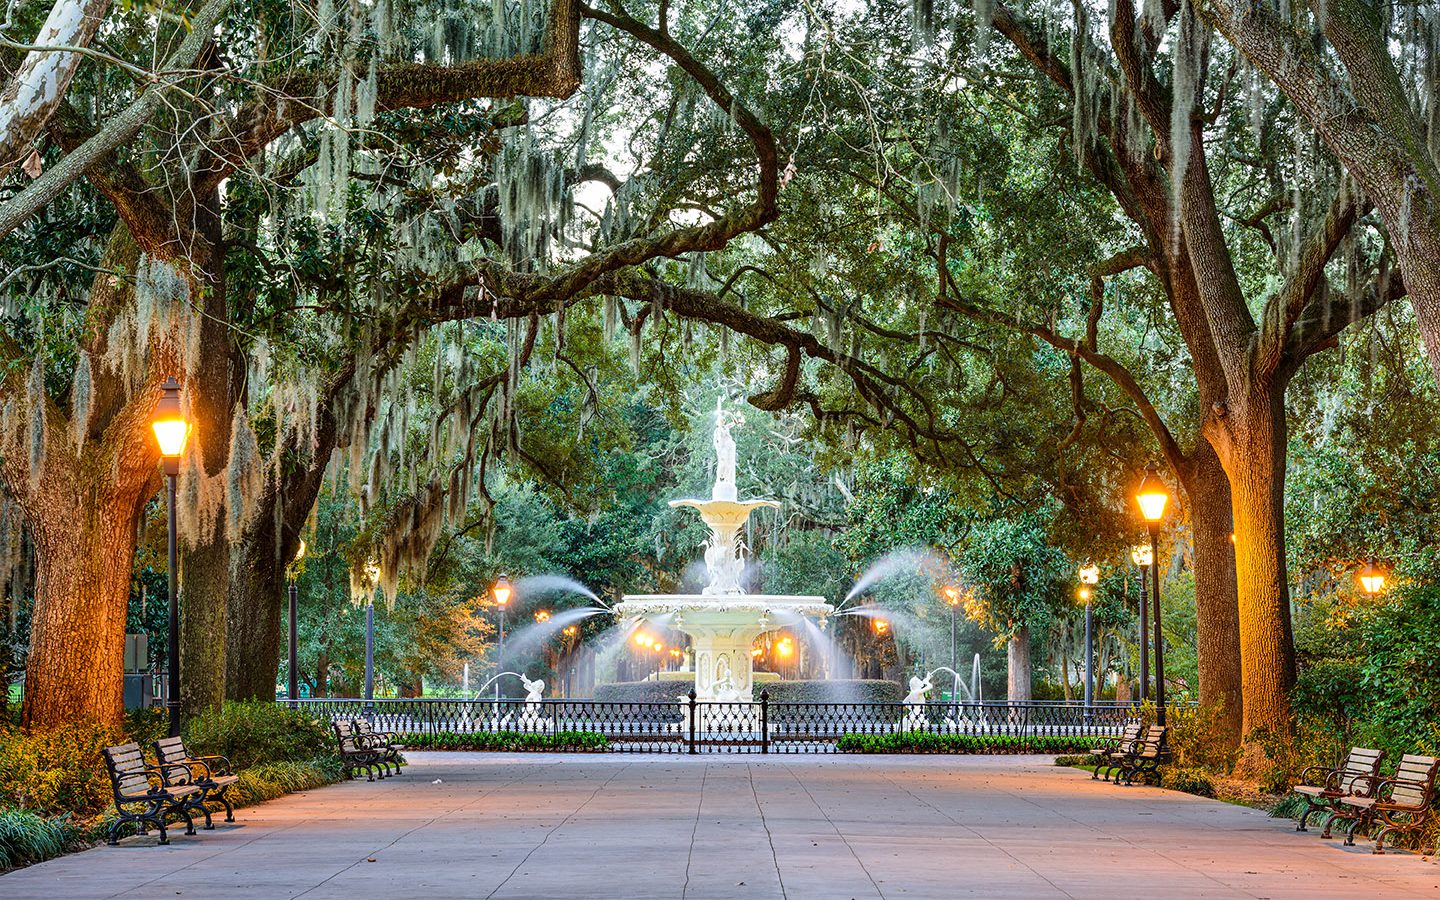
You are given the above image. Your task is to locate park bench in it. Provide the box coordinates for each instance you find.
[1114,725,1169,786]
[1333,753,1440,855]
[153,735,239,829]
[333,720,385,781]
[351,719,406,777]
[101,743,201,846]
[1090,722,1143,781]
[1290,746,1384,835]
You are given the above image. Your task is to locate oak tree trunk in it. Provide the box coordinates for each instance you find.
[1186,444,1244,742]
[1007,625,1032,701]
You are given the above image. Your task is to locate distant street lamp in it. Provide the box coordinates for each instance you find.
[287,538,306,704]
[1134,465,1172,727]
[492,573,512,708]
[362,558,380,708]
[1078,564,1099,715]
[942,585,962,718]
[534,609,551,623]
[1358,561,1387,596]
[151,376,189,738]
[1130,543,1153,704]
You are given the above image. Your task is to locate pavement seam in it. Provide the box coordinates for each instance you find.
[745,760,788,900]
[778,758,886,899]
[290,759,557,899]
[681,760,708,900]
[484,759,635,900]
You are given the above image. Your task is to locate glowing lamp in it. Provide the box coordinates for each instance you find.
[1077,586,1092,603]
[942,585,961,607]
[151,376,189,471]
[1134,465,1171,525]
[1130,544,1152,567]
[534,609,551,623]
[1358,561,1386,596]
[1078,563,1100,585]
[872,618,890,635]
[492,573,512,606]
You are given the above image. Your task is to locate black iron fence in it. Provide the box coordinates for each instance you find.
[289,695,1188,754]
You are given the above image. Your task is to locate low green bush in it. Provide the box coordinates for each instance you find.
[1161,766,1216,798]
[592,681,695,703]
[0,722,129,816]
[835,733,1101,754]
[0,807,85,870]
[401,730,608,752]
[183,701,334,769]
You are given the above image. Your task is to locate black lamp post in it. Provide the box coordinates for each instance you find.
[287,539,305,705]
[492,573,512,712]
[1077,564,1099,716]
[151,376,189,738]
[1135,465,1172,726]
[1130,543,1153,702]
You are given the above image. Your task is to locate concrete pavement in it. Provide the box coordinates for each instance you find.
[3,752,1436,899]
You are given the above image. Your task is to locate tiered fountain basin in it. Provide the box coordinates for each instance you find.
[616,594,832,701]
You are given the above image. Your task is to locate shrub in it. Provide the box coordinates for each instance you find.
[1053,754,1093,767]
[593,681,695,704]
[0,807,84,871]
[1166,702,1241,772]
[1161,766,1216,798]
[835,733,1100,754]
[0,722,127,816]
[401,731,608,752]
[231,758,344,805]
[183,701,334,769]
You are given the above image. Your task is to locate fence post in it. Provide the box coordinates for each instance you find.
[760,690,769,754]
[688,690,698,755]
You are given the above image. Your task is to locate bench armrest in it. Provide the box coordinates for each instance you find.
[194,754,233,776]
[1297,764,1338,789]
[1375,777,1436,808]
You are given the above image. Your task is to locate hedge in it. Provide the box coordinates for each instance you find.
[593,681,695,704]
[401,731,609,752]
[835,733,1102,754]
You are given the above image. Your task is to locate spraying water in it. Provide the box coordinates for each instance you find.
[496,606,608,665]
[841,548,946,605]
[515,574,605,607]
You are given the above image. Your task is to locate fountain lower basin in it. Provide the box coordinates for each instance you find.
[617,593,832,701]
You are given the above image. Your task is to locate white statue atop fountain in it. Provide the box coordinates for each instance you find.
[713,398,738,502]
[903,674,934,731]
[617,398,832,708]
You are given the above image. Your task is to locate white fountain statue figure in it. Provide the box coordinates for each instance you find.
[616,400,833,707]
[902,673,934,731]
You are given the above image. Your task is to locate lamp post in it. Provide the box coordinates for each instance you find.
[362,558,380,708]
[491,573,512,711]
[1357,561,1387,596]
[151,376,189,738]
[1134,465,1172,727]
[942,585,962,718]
[1077,564,1100,716]
[1130,543,1153,703]
[287,539,306,705]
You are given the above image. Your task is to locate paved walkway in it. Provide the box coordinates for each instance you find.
[5,753,1437,898]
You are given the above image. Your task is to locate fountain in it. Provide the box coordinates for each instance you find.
[616,399,832,703]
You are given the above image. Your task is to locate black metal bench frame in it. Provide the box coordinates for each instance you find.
[1113,725,1168,786]
[102,743,201,846]
[1091,723,1143,781]
[1334,754,1440,855]
[333,721,385,781]
[351,719,406,777]
[1290,747,1385,835]
[153,735,239,829]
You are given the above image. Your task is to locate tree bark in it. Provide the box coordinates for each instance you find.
[21,492,143,728]
[1187,444,1243,740]
[1207,387,1296,736]
[1007,625,1032,701]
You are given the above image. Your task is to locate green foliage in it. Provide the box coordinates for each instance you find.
[230,758,344,805]
[835,733,1099,754]
[763,680,903,704]
[1167,703,1241,772]
[400,731,608,751]
[593,680,696,704]
[1052,754,1094,767]
[183,701,334,769]
[0,806,84,871]
[0,722,127,816]
[1160,767,1216,798]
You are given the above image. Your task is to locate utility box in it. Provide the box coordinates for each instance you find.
[123,634,148,672]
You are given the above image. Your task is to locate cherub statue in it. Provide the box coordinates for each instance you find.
[903,674,933,706]
[521,674,546,703]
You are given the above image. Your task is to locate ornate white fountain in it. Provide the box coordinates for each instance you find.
[617,400,832,703]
